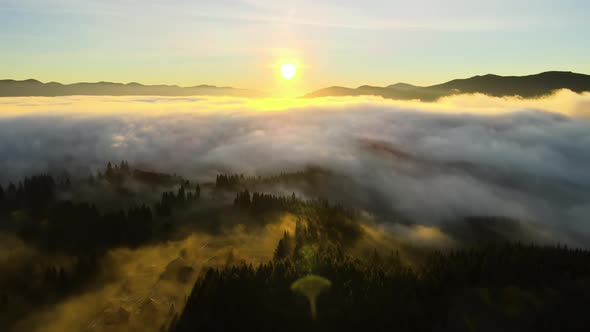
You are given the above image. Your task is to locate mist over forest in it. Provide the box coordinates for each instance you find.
[2,0,589,330]
[1,92,590,331]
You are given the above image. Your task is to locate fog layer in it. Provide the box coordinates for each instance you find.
[1,91,590,245]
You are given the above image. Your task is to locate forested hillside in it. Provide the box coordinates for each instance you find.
[1,163,589,332]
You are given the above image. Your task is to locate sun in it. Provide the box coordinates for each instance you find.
[281,63,297,80]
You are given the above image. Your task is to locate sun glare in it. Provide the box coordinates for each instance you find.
[281,63,297,80]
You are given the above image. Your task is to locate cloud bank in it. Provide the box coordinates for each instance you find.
[1,91,590,246]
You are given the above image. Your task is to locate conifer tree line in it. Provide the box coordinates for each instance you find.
[174,231,590,332]
[0,164,202,253]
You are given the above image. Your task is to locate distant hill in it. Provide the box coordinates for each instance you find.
[305,71,590,101]
[0,79,265,98]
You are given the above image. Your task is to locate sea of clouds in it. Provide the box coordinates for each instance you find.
[1,91,589,246]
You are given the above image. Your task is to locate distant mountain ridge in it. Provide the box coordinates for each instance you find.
[306,71,590,101]
[2,71,590,99]
[0,79,265,98]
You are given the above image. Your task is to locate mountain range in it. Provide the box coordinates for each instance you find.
[0,79,265,98]
[1,71,590,100]
[305,71,590,101]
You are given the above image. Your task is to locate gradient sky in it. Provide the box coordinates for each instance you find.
[1,0,589,94]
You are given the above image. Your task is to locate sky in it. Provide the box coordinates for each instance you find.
[0,0,589,94]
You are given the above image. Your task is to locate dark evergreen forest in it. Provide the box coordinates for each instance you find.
[0,162,588,332]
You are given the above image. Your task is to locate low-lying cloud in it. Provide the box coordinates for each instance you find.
[1,91,590,246]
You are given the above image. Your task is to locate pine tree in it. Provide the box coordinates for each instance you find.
[273,232,292,260]
[105,162,114,178]
[177,186,186,203]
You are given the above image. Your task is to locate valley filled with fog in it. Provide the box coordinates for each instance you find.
[1,92,590,331]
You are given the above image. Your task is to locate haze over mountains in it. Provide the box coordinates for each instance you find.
[1,71,590,100]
